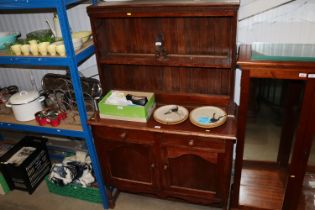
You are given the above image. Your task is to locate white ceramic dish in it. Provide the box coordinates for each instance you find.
[72,31,92,43]
[153,105,189,125]
[54,37,83,53]
[189,106,227,128]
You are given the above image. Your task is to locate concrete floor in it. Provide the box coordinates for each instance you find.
[0,181,218,210]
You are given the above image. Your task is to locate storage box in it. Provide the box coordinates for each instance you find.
[45,177,101,203]
[0,172,10,195]
[0,136,51,194]
[98,90,155,122]
[0,143,13,195]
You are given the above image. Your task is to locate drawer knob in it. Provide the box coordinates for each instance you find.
[120,132,127,139]
[163,164,168,170]
[151,163,155,168]
[188,139,194,146]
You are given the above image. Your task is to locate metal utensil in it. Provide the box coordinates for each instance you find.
[45,18,56,38]
[164,105,178,115]
[209,113,227,123]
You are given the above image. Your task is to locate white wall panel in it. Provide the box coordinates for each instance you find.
[238,0,315,44]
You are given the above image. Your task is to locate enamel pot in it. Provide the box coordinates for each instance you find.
[6,90,45,121]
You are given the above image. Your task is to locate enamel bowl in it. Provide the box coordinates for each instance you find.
[72,31,92,43]
[0,32,20,50]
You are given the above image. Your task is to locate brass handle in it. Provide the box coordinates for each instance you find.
[163,164,168,170]
[188,139,194,146]
[120,132,127,139]
[151,163,155,168]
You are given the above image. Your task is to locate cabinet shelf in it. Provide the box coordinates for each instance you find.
[100,53,231,68]
[90,108,237,141]
[239,163,285,209]
[0,113,84,138]
[0,40,95,67]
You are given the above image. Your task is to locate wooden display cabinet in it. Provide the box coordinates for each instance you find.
[233,44,315,210]
[87,0,239,208]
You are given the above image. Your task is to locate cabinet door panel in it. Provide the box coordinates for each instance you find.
[160,137,233,206]
[93,16,233,68]
[93,127,157,193]
[167,152,218,192]
[106,142,153,183]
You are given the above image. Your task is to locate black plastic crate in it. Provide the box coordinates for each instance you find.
[0,136,51,194]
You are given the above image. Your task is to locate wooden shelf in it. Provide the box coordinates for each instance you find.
[0,113,83,131]
[0,39,93,57]
[89,106,237,141]
[100,53,231,68]
[239,162,286,209]
[0,40,94,67]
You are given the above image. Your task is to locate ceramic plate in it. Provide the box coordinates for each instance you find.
[189,106,227,128]
[153,105,189,125]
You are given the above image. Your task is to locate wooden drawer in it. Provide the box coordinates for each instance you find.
[160,133,227,153]
[92,125,155,144]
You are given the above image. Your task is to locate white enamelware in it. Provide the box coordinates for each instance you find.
[72,31,92,43]
[6,90,45,121]
[54,37,83,54]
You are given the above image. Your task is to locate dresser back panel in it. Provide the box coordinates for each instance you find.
[99,65,232,96]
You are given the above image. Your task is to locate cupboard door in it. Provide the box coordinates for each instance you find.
[93,17,233,68]
[160,135,233,206]
[93,126,157,194]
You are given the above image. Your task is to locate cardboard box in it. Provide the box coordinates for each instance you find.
[0,136,51,194]
[98,90,155,122]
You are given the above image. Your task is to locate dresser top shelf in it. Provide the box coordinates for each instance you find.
[96,0,240,7]
[90,112,237,140]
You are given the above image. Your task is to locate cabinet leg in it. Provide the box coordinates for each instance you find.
[106,187,120,208]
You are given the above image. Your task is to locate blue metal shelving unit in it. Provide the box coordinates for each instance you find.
[0,0,109,209]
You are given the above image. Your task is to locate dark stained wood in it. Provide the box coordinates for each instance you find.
[90,121,235,207]
[99,65,232,99]
[88,0,239,208]
[282,79,315,210]
[93,126,158,194]
[89,1,239,100]
[234,44,315,210]
[231,69,250,208]
[239,165,285,210]
[237,45,315,79]
[88,0,239,18]
[89,111,237,140]
[160,141,233,206]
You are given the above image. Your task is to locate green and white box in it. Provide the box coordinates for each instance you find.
[98,90,155,123]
